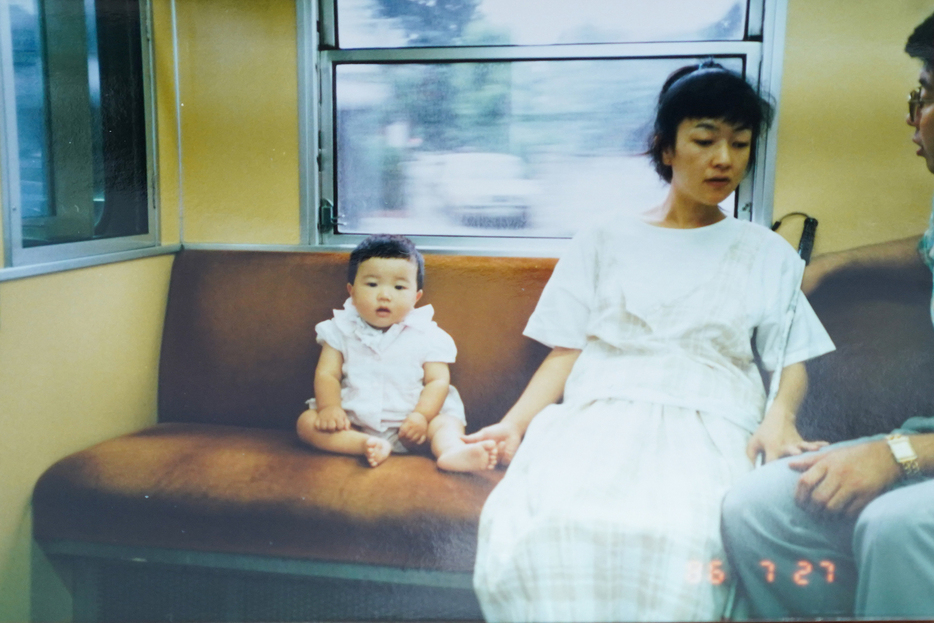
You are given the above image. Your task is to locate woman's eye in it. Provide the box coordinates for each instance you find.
[694,139,713,147]
[395,285,406,290]
[733,142,750,149]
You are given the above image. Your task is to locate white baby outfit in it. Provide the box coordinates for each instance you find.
[307,298,466,452]
[473,217,835,622]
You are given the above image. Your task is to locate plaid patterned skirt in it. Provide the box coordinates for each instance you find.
[474,398,754,622]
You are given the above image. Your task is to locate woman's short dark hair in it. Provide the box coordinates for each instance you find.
[348,234,425,289]
[648,60,774,183]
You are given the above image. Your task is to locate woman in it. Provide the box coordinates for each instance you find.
[465,61,835,621]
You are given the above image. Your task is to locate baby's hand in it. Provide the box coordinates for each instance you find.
[316,405,350,432]
[399,411,429,446]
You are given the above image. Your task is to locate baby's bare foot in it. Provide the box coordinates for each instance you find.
[437,440,498,472]
[365,437,392,467]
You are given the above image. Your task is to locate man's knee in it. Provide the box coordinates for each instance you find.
[722,459,798,545]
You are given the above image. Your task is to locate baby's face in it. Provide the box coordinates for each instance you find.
[348,257,422,330]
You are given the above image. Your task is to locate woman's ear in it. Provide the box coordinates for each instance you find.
[415,290,423,303]
[654,134,673,166]
[347,283,354,297]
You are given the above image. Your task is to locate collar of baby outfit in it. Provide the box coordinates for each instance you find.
[332,298,435,350]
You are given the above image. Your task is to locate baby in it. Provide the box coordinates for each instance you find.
[296,234,498,471]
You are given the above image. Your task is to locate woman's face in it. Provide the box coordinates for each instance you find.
[663,118,752,209]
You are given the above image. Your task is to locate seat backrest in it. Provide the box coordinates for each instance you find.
[158,250,554,432]
[796,263,934,442]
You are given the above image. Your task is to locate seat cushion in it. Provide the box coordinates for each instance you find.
[33,423,503,572]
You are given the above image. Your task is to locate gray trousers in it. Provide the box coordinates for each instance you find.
[721,440,934,619]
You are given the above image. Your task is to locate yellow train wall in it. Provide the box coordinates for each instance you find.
[1,0,932,620]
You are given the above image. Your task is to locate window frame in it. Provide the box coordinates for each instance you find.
[0,0,161,273]
[304,0,788,255]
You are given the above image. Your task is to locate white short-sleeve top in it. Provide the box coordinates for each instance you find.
[315,299,464,431]
[524,216,835,432]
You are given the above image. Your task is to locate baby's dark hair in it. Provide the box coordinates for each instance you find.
[648,60,774,182]
[348,234,424,289]
[906,11,934,69]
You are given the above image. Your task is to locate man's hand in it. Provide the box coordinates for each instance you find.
[399,411,429,446]
[315,405,351,432]
[463,421,522,466]
[789,440,902,518]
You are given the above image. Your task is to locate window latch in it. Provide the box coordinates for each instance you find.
[318,199,336,234]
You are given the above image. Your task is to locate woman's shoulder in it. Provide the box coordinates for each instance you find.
[731,219,800,259]
[729,220,805,287]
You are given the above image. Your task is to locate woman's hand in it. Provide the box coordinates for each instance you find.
[750,363,826,464]
[463,422,523,466]
[747,412,827,464]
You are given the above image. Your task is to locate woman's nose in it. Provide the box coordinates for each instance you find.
[712,142,732,167]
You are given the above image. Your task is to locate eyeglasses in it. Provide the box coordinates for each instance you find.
[909,86,934,120]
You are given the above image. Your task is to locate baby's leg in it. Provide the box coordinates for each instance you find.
[296,409,392,467]
[430,415,498,472]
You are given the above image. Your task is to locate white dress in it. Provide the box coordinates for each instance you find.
[473,217,835,622]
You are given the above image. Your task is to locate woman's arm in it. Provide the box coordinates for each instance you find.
[746,361,826,464]
[463,346,581,465]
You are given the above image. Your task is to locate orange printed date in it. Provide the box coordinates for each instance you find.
[685,560,726,585]
[685,560,835,585]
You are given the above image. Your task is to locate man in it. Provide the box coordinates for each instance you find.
[720,12,934,620]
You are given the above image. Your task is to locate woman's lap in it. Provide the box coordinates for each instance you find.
[474,399,753,622]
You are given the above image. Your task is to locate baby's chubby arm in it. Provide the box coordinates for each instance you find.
[399,362,450,446]
[313,343,351,431]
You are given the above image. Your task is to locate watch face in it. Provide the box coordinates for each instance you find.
[889,437,916,461]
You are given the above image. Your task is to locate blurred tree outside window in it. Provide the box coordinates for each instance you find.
[318,0,771,242]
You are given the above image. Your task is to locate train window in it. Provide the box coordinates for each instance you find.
[0,0,157,268]
[337,0,748,48]
[312,0,782,251]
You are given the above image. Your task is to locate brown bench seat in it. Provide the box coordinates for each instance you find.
[31,248,934,622]
[33,249,553,621]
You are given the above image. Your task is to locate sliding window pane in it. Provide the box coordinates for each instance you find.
[334,57,743,238]
[337,0,747,49]
[7,0,149,249]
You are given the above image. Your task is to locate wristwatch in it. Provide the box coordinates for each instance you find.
[886,434,922,478]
